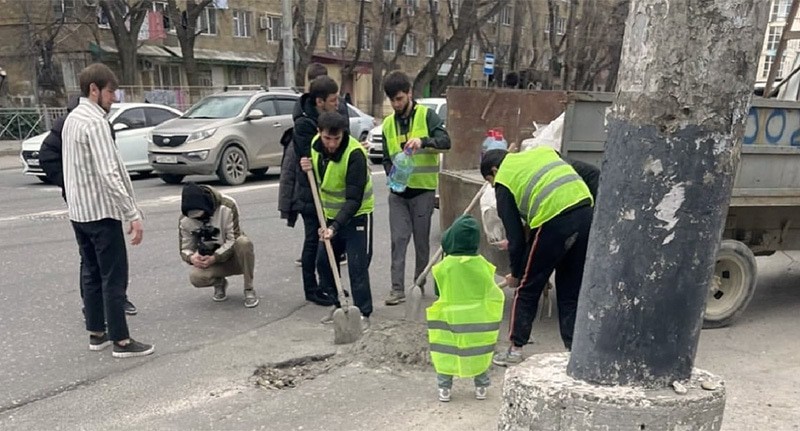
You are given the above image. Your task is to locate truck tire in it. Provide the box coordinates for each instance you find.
[217,146,248,186]
[703,240,757,329]
[159,174,185,184]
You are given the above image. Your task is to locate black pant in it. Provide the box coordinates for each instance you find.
[71,218,130,341]
[317,214,373,317]
[300,212,322,297]
[509,205,593,349]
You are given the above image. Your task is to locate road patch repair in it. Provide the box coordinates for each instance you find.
[252,320,430,390]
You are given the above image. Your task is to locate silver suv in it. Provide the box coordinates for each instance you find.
[148,89,298,185]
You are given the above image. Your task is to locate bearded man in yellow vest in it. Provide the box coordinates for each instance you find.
[300,112,375,328]
[427,215,504,402]
[381,71,451,306]
[481,148,594,366]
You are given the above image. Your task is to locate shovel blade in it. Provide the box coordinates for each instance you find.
[333,306,363,345]
[403,285,424,321]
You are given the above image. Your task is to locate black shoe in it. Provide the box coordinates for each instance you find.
[123,300,137,315]
[306,291,335,307]
[89,333,111,351]
[112,339,155,358]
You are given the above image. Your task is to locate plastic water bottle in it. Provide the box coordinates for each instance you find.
[481,129,497,157]
[388,148,414,193]
[493,129,508,150]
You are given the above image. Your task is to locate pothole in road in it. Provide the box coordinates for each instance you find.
[252,353,339,390]
[252,320,431,391]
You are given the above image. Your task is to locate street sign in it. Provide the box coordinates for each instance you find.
[483,53,495,76]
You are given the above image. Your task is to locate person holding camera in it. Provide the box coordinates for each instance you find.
[179,183,259,308]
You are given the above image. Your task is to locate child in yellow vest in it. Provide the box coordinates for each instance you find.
[427,215,505,402]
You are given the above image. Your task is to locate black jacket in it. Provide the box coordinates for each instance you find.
[312,131,368,232]
[39,115,68,199]
[279,94,351,224]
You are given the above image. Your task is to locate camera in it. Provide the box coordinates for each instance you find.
[191,224,221,256]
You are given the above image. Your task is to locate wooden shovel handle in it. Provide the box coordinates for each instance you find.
[306,168,349,305]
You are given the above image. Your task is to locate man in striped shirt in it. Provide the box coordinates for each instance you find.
[62,63,153,358]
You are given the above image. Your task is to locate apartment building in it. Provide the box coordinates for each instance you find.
[0,0,577,110]
[755,0,800,94]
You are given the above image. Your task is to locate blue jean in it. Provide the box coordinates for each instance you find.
[437,372,490,389]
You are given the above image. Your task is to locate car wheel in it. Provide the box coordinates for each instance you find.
[217,146,248,186]
[250,167,269,177]
[159,174,185,184]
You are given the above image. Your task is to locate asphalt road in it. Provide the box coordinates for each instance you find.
[0,165,407,413]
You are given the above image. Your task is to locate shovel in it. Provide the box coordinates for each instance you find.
[306,169,362,345]
[404,182,491,321]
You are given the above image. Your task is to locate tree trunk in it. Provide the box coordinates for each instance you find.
[294,0,325,87]
[412,1,505,98]
[566,0,769,387]
[167,0,213,90]
[508,0,524,72]
[99,0,152,86]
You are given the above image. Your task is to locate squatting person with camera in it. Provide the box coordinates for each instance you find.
[179,183,259,308]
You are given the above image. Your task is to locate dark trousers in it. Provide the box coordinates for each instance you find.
[300,212,321,297]
[509,205,593,349]
[318,214,374,317]
[71,218,130,341]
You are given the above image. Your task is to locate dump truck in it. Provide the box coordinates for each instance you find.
[440,87,800,328]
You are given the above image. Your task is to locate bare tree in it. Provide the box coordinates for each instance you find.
[293,0,326,86]
[545,0,576,87]
[411,0,507,98]
[165,0,213,88]
[98,0,153,86]
[341,0,369,93]
[370,2,410,116]
[508,0,526,71]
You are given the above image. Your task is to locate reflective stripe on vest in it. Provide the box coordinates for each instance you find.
[494,147,593,229]
[427,255,504,378]
[311,135,375,219]
[382,104,439,190]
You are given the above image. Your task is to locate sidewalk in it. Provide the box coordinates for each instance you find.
[0,140,21,171]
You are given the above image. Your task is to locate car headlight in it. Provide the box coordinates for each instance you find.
[185,150,210,160]
[186,128,217,143]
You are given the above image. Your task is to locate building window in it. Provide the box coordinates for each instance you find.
[97,7,110,29]
[766,26,782,54]
[360,27,372,51]
[154,64,182,87]
[449,0,459,18]
[771,0,791,22]
[152,1,171,30]
[404,0,418,15]
[403,33,417,55]
[431,0,439,13]
[500,5,512,26]
[384,31,397,52]
[267,16,282,42]
[556,17,567,35]
[762,54,786,79]
[233,10,252,38]
[328,22,348,48]
[52,0,75,18]
[470,42,478,61]
[426,37,435,57]
[61,59,86,91]
[448,48,456,61]
[198,7,217,35]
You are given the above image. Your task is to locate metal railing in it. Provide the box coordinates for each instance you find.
[0,107,68,140]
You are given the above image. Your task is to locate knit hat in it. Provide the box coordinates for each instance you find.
[441,214,480,256]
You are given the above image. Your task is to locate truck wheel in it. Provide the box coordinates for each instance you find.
[217,146,248,186]
[159,174,185,185]
[703,240,757,329]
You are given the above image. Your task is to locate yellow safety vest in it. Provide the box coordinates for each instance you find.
[494,147,593,229]
[311,135,374,220]
[427,255,504,378]
[382,104,439,190]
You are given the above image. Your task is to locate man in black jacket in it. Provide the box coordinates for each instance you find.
[278,76,341,306]
[39,95,138,316]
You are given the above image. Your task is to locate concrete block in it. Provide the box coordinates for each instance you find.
[498,353,725,431]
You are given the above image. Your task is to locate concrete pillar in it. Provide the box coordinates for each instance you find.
[499,354,726,431]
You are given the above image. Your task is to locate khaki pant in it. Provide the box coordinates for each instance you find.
[189,236,254,291]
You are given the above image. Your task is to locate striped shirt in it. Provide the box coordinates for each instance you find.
[62,98,142,223]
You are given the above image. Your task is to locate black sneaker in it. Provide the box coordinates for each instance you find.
[306,291,335,307]
[89,333,111,351]
[112,339,155,358]
[123,300,137,315]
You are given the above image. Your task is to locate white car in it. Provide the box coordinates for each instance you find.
[346,104,377,142]
[366,97,447,164]
[21,102,182,182]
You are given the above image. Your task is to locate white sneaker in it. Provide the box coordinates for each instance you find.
[475,386,488,400]
[438,388,451,402]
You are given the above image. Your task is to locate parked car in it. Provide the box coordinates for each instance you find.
[20,102,182,182]
[347,104,377,142]
[366,97,447,164]
[148,88,374,186]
